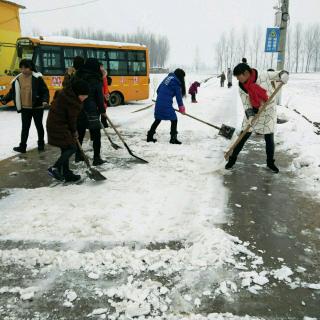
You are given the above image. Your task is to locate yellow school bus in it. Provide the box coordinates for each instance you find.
[0,36,150,106]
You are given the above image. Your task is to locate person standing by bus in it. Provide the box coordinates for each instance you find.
[47,79,89,182]
[1,59,49,153]
[147,68,186,144]
[99,63,110,128]
[74,58,107,166]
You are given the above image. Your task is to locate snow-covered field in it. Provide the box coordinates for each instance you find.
[0,73,319,319]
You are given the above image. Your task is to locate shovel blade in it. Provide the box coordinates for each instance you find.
[87,168,107,181]
[218,124,235,140]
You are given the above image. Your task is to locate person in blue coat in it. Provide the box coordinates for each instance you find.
[147,68,186,144]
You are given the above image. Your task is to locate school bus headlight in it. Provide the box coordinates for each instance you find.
[0,86,6,91]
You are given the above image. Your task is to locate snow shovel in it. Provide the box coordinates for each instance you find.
[174,108,235,139]
[76,139,107,181]
[105,114,149,164]
[224,83,284,160]
[100,122,122,150]
[131,103,154,113]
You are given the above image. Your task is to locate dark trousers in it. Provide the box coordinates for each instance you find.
[220,81,224,87]
[230,132,275,162]
[149,119,178,135]
[20,108,44,146]
[78,127,101,158]
[54,145,77,174]
[191,93,197,102]
[227,82,232,88]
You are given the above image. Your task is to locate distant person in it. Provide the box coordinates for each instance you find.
[47,80,89,182]
[227,68,233,88]
[188,81,200,103]
[1,59,49,153]
[147,68,186,144]
[62,56,85,88]
[74,58,107,166]
[217,71,226,87]
[225,63,289,173]
[242,57,248,64]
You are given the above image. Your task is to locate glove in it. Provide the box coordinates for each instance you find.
[279,70,289,84]
[101,116,108,128]
[178,105,186,114]
[245,108,257,119]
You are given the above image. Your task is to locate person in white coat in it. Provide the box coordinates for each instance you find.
[225,63,289,173]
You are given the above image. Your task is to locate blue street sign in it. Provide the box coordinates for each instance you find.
[265,28,280,52]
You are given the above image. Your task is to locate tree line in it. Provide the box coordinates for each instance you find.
[58,28,170,68]
[214,23,320,73]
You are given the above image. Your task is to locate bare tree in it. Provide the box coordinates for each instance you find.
[293,23,303,73]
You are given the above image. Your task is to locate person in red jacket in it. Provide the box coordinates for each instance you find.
[100,63,110,128]
[188,81,200,103]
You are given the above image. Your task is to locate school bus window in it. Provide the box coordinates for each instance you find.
[108,50,126,60]
[128,61,146,76]
[128,51,146,62]
[96,50,106,60]
[86,48,96,58]
[64,47,74,57]
[63,47,73,69]
[40,46,64,75]
[74,48,84,57]
[109,60,128,76]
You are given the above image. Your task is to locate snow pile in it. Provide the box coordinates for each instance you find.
[278,73,320,199]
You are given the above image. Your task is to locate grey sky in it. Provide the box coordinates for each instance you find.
[18,0,320,67]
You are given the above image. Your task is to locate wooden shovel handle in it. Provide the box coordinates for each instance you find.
[224,83,283,160]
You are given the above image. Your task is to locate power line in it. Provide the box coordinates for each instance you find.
[21,0,100,15]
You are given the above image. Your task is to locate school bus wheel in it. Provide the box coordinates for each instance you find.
[109,92,123,107]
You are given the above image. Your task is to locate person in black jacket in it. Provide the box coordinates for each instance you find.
[1,59,49,153]
[74,58,107,166]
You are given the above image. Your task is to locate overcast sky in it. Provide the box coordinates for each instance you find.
[17,0,320,67]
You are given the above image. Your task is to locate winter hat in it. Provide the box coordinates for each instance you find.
[71,79,90,96]
[84,58,101,73]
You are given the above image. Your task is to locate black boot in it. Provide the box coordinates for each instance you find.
[92,156,107,166]
[170,133,182,144]
[64,170,81,182]
[38,140,45,151]
[267,159,279,173]
[13,143,26,153]
[75,152,84,163]
[48,166,64,181]
[225,156,237,169]
[147,131,157,143]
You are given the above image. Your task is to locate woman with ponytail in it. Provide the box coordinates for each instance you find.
[147,68,186,144]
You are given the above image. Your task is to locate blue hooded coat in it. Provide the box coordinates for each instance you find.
[154,73,183,121]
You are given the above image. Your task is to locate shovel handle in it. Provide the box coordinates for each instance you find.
[174,108,221,130]
[75,139,91,169]
[224,83,284,160]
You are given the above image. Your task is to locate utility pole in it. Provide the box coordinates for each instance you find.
[276,0,289,104]
[276,0,289,71]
